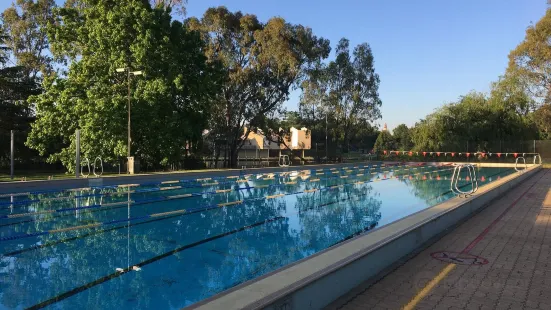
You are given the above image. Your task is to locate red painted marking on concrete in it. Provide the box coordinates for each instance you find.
[431,251,488,265]
[460,169,548,254]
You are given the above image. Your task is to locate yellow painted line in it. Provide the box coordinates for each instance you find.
[160,186,181,191]
[237,180,249,183]
[226,176,239,179]
[50,223,101,233]
[371,172,377,175]
[317,172,325,175]
[304,189,318,193]
[8,210,55,218]
[101,201,133,207]
[161,180,179,184]
[151,209,187,217]
[266,194,284,199]
[403,264,456,310]
[215,189,232,193]
[196,178,212,181]
[118,184,138,188]
[167,194,192,199]
[284,181,297,185]
[217,200,243,207]
[332,171,339,174]
[310,178,320,182]
[202,183,219,187]
[357,174,364,177]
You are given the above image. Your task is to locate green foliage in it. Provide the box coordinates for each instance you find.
[299,38,381,153]
[373,130,395,153]
[507,9,551,102]
[410,92,539,152]
[1,0,56,79]
[0,25,41,168]
[532,104,551,139]
[392,124,413,150]
[186,6,330,167]
[26,0,221,172]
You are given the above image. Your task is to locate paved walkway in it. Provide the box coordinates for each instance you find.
[330,169,551,310]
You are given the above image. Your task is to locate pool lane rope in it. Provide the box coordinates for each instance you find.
[0,166,459,242]
[0,164,451,222]
[25,183,391,310]
[0,165,460,230]
[2,165,509,258]
[0,162,444,213]
[0,163,414,212]
[0,162,407,207]
[0,162,397,199]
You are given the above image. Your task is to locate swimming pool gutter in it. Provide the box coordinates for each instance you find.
[185,164,542,310]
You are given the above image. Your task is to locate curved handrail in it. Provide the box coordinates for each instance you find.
[451,164,478,197]
[93,156,104,177]
[534,154,542,165]
[81,158,91,178]
[278,155,290,167]
[515,157,527,172]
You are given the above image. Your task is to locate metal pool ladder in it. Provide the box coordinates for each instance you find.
[450,164,479,197]
[278,155,290,167]
[515,156,527,172]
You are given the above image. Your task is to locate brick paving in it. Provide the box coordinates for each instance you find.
[330,169,551,310]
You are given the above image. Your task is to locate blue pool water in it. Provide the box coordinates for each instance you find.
[0,163,515,309]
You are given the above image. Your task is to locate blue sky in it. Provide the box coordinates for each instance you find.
[1,1,546,130]
[186,0,546,130]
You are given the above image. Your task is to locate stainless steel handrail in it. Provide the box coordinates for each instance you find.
[81,158,91,178]
[451,164,478,197]
[534,154,542,165]
[93,156,103,177]
[278,155,290,167]
[515,157,527,172]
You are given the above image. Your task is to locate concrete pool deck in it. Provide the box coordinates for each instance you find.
[330,168,551,310]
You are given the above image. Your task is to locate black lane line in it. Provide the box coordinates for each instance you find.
[3,167,506,257]
[25,216,285,310]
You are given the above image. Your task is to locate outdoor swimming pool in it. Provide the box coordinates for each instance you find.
[0,163,515,309]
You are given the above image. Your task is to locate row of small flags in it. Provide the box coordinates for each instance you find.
[385,174,496,182]
[382,151,525,158]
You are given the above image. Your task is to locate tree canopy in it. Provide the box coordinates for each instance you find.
[25,0,221,172]
[186,7,330,167]
[507,9,551,103]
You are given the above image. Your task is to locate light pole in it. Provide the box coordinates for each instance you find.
[116,67,142,173]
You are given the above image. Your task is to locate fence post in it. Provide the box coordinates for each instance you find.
[10,130,14,180]
[76,129,80,178]
[534,140,536,154]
